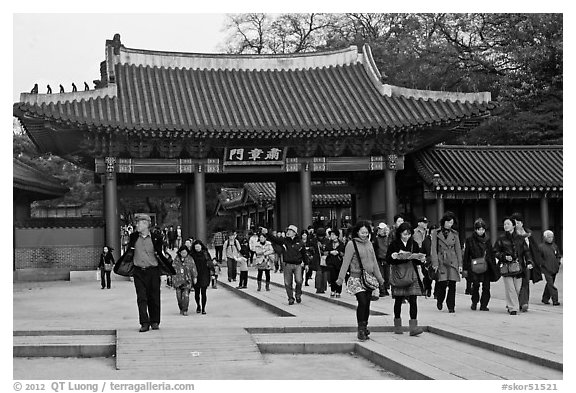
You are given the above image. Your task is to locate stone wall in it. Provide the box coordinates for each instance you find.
[14,225,105,280]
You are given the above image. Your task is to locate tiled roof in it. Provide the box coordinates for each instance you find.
[13,158,69,198]
[14,38,495,139]
[412,145,563,190]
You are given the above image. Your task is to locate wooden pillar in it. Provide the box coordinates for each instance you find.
[370,174,386,221]
[104,157,120,260]
[185,181,195,239]
[540,195,549,232]
[489,196,498,242]
[194,166,207,243]
[385,168,397,225]
[300,164,312,231]
[436,196,445,225]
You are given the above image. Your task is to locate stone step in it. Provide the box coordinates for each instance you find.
[13,333,115,357]
[115,327,264,370]
[252,331,563,380]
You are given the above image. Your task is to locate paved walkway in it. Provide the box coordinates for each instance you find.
[13,263,563,380]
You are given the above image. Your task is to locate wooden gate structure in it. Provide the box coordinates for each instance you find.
[13,34,496,258]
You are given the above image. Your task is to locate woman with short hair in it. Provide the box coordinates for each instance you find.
[462,218,496,311]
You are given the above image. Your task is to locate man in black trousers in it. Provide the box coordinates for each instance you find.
[126,214,175,332]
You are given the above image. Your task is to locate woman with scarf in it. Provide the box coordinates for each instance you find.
[386,222,426,336]
[462,218,496,311]
[190,240,215,315]
[493,217,534,315]
[172,246,198,315]
[336,220,384,342]
[254,233,275,291]
[431,211,463,313]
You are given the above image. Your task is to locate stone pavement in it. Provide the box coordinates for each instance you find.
[12,263,563,380]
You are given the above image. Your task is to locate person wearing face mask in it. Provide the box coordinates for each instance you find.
[254,233,275,291]
[431,211,463,313]
[493,217,534,315]
[462,218,496,311]
[386,222,426,336]
[336,220,384,342]
[190,240,216,315]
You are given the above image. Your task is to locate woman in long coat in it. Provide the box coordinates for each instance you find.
[325,230,345,298]
[190,240,215,315]
[431,212,463,313]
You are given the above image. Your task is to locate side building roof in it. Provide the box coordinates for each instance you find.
[13,158,69,199]
[412,145,563,191]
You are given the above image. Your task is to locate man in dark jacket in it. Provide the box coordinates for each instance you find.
[281,225,307,305]
[539,230,561,306]
[511,213,543,312]
[118,213,176,332]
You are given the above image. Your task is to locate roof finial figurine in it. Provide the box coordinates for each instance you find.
[46,85,52,94]
[59,84,65,93]
[84,82,90,91]
[30,84,38,94]
[72,83,77,92]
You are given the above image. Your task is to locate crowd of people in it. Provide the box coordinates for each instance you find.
[110,211,561,338]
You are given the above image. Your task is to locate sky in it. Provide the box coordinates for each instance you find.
[13,13,231,103]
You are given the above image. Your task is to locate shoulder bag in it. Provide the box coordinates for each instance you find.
[389,242,417,288]
[500,259,522,277]
[113,248,134,277]
[471,251,488,274]
[352,240,380,290]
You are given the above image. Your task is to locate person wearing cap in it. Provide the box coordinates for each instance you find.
[538,230,561,306]
[412,217,428,248]
[511,213,543,312]
[372,222,391,297]
[281,225,307,305]
[117,213,176,332]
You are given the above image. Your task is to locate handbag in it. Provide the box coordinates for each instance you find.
[471,254,488,274]
[113,248,134,277]
[320,255,327,267]
[390,262,415,287]
[352,240,380,290]
[500,259,522,277]
[104,263,113,272]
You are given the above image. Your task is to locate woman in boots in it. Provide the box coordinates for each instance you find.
[254,233,275,291]
[386,222,426,336]
[431,212,463,313]
[336,220,384,341]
